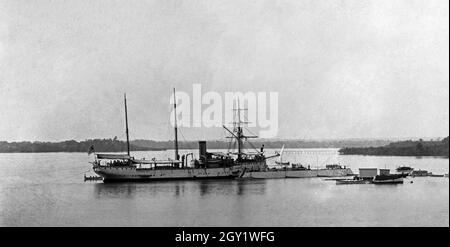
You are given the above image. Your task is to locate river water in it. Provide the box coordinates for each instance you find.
[0,149,448,226]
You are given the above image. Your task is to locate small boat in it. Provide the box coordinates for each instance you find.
[84,174,103,181]
[275,161,290,166]
[274,145,290,166]
[323,178,348,181]
[372,174,403,184]
[428,174,445,177]
[336,178,371,185]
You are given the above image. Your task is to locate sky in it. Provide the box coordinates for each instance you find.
[0,0,448,142]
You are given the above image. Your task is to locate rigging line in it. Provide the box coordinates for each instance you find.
[243,138,260,153]
[238,126,259,152]
[225,128,233,152]
[241,112,259,140]
[228,137,237,153]
[178,127,187,142]
[246,141,259,152]
[238,115,259,153]
[242,112,252,124]
[244,125,258,136]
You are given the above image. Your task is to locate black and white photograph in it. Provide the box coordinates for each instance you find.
[0,0,448,233]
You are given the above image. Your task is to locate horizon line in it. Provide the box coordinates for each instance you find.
[2,136,448,143]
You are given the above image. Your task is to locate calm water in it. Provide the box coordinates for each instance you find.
[0,149,448,226]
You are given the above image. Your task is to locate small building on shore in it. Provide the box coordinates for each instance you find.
[359,168,378,178]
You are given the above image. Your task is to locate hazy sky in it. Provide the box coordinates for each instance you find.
[0,0,448,141]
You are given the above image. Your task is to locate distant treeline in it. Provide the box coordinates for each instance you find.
[339,137,449,157]
[0,138,394,153]
[134,139,393,150]
[0,138,165,153]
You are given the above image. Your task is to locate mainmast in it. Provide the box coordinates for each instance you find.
[124,93,130,156]
[223,100,257,161]
[236,104,243,160]
[173,88,179,161]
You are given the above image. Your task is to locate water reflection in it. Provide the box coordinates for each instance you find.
[94,181,185,198]
[197,179,268,197]
[198,180,211,196]
[94,183,137,199]
[93,179,268,198]
[235,179,267,196]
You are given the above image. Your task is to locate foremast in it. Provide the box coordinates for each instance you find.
[173,88,179,161]
[124,93,130,156]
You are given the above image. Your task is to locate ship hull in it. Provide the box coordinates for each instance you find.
[317,168,353,177]
[94,166,240,182]
[372,179,403,184]
[241,170,316,179]
[103,175,236,183]
[336,179,371,185]
[93,160,267,182]
[241,168,353,179]
[372,175,404,184]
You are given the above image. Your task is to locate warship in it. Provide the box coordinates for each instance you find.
[91,89,273,182]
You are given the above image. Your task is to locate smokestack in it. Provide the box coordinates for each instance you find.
[199,141,207,161]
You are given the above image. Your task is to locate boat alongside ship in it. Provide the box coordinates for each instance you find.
[241,164,353,179]
[336,178,371,185]
[245,144,353,179]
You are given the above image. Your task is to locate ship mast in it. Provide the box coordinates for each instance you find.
[236,102,243,160]
[173,88,179,161]
[223,99,257,161]
[124,93,130,156]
